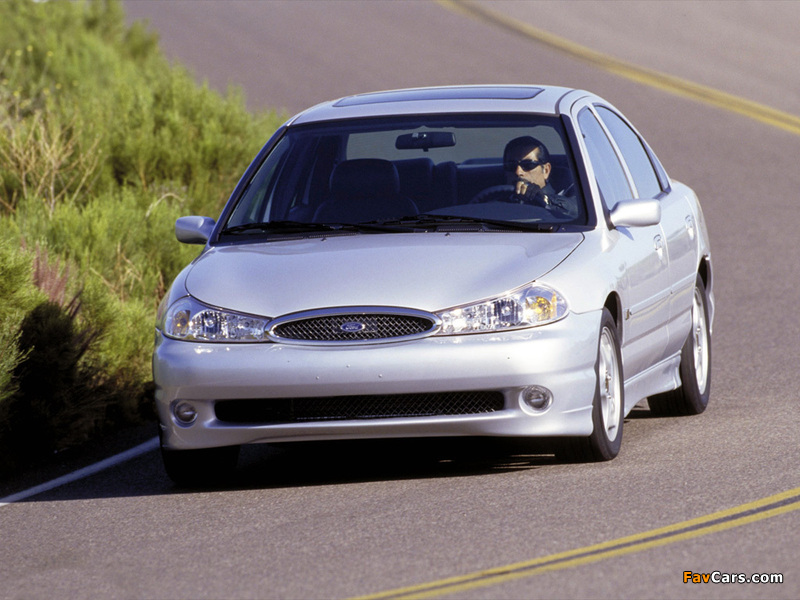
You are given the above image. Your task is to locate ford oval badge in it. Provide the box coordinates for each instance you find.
[340,321,366,333]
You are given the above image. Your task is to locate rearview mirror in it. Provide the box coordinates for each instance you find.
[175,216,216,244]
[395,131,456,151]
[609,199,661,228]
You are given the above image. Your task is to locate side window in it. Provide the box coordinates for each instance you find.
[596,106,662,199]
[577,108,632,210]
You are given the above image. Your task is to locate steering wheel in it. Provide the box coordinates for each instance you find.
[469,185,517,204]
[470,184,551,208]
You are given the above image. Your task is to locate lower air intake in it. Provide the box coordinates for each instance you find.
[214,391,505,424]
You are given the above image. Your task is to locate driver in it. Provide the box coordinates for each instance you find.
[500,136,576,217]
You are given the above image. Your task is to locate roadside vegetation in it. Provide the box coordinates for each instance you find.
[0,0,283,473]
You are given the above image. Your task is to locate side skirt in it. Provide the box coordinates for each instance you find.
[623,352,682,414]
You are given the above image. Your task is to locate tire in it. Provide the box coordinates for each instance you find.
[558,308,624,462]
[161,443,240,487]
[649,274,711,416]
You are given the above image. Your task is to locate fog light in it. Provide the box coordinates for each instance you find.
[173,401,198,425]
[521,386,552,412]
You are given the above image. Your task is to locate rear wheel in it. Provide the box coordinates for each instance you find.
[558,308,624,462]
[649,274,711,416]
[161,443,240,487]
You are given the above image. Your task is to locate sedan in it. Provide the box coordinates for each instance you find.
[153,85,713,485]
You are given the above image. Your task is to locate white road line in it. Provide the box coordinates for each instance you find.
[0,436,159,507]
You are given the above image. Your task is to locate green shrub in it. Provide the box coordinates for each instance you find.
[0,0,285,471]
[0,237,43,408]
[1,0,281,215]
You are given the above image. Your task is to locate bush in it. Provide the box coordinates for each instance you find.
[0,0,284,473]
[1,0,280,215]
[0,237,43,409]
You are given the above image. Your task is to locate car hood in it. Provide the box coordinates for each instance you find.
[184,232,583,317]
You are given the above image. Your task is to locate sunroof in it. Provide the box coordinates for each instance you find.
[334,86,543,107]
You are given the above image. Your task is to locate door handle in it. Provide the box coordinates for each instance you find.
[685,215,696,239]
[654,234,665,262]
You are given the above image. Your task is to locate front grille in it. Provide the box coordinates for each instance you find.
[214,391,505,424]
[271,313,435,342]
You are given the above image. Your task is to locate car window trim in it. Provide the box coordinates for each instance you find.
[560,113,598,229]
[585,104,639,199]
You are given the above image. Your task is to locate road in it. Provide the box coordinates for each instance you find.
[2,1,798,598]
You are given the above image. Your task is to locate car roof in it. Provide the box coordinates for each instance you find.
[289,85,588,125]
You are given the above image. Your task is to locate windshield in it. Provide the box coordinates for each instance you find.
[223,115,586,234]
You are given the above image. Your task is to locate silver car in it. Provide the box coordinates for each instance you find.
[154,85,713,484]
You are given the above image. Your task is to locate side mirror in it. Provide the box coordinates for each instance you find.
[609,199,661,228]
[175,216,216,244]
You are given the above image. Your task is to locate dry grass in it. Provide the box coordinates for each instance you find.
[0,102,101,216]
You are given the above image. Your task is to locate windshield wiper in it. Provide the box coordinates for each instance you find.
[221,221,323,235]
[220,220,415,236]
[365,214,556,232]
[220,216,554,237]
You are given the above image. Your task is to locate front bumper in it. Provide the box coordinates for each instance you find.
[154,310,602,450]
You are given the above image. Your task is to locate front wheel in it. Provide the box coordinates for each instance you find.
[648,274,711,416]
[558,308,624,462]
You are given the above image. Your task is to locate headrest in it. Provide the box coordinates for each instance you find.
[330,159,400,199]
[394,157,434,180]
[394,157,434,198]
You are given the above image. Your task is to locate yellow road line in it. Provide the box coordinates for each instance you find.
[438,0,800,136]
[352,486,800,599]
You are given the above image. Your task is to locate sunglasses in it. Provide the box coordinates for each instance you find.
[503,158,546,172]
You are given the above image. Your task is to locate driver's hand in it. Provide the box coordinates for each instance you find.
[515,181,545,205]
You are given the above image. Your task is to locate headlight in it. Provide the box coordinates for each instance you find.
[436,283,567,335]
[159,295,270,342]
